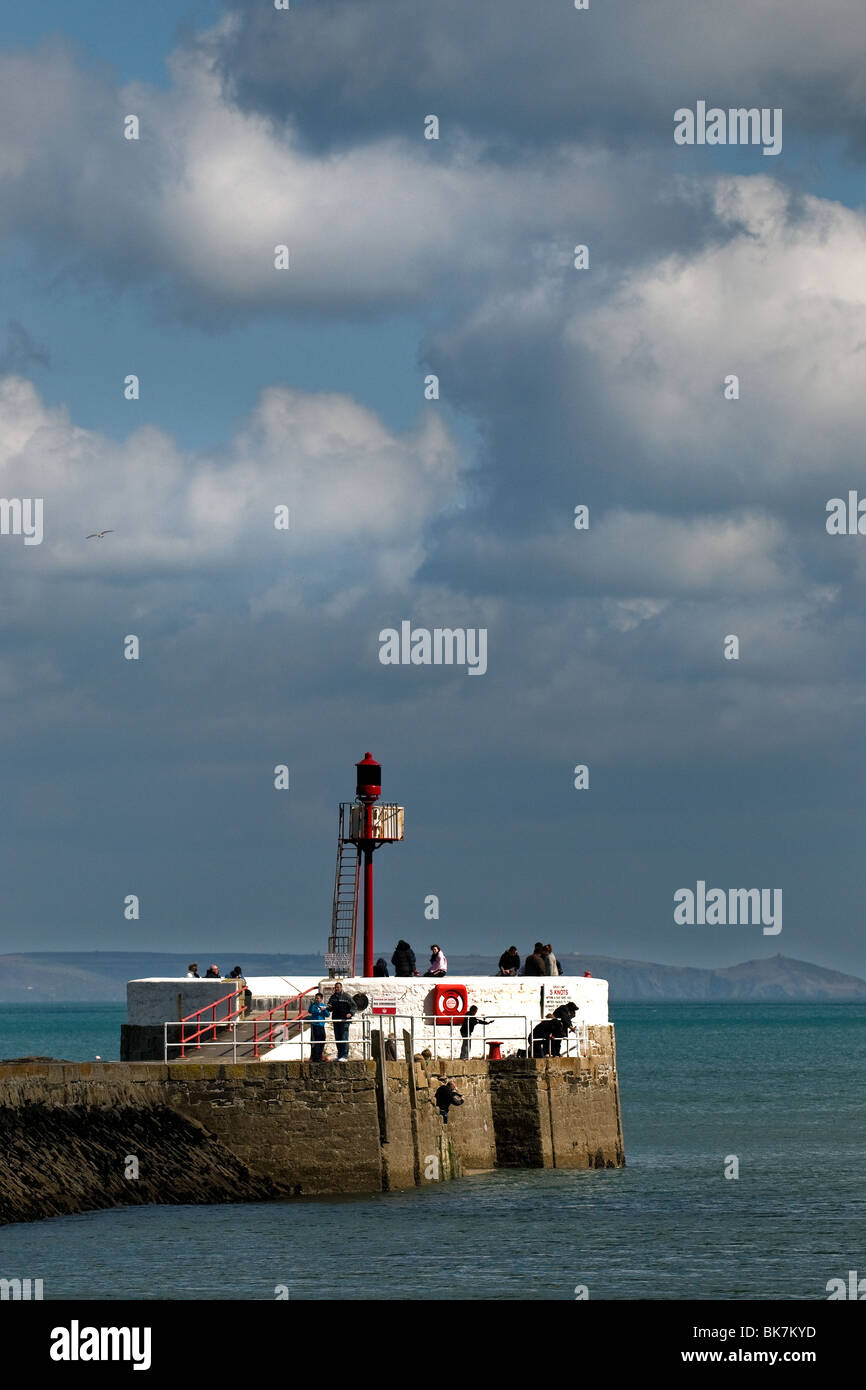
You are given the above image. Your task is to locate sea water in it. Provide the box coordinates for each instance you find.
[0,1003,124,1062]
[1,1003,863,1300]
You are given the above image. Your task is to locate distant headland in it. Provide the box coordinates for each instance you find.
[0,951,864,1003]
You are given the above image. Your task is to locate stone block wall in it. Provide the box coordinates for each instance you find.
[0,1028,624,1225]
[490,1025,625,1170]
[162,1061,383,1195]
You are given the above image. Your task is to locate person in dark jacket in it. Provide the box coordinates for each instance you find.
[523,943,547,976]
[551,1002,578,1056]
[327,982,356,1060]
[305,992,330,1062]
[391,940,417,977]
[459,1005,495,1059]
[228,965,252,1014]
[373,958,390,977]
[434,1080,464,1124]
[497,946,521,976]
[530,1017,559,1057]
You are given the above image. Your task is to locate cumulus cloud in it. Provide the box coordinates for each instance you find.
[423,175,866,555]
[0,41,726,319]
[566,179,866,497]
[0,374,462,587]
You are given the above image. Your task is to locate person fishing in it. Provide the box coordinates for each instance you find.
[551,1001,578,1056]
[327,981,356,1060]
[459,1005,495,1059]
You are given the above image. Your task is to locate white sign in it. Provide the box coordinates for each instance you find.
[373,997,397,1015]
[324,952,352,972]
[543,985,570,1011]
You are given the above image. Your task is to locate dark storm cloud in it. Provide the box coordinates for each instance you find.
[211,0,866,156]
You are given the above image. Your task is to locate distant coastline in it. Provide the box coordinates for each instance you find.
[1,950,864,1003]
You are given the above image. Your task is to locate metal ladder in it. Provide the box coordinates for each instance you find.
[328,804,360,974]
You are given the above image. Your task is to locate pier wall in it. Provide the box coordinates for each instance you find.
[0,1030,624,1225]
[122,974,610,1063]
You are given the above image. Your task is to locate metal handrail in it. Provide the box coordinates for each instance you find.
[177,987,246,1057]
[173,983,326,1060]
[251,985,323,1057]
[180,988,243,1024]
[164,1007,599,1064]
[415,1013,528,1060]
[255,1013,536,1062]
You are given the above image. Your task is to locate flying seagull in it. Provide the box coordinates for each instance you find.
[86,530,114,539]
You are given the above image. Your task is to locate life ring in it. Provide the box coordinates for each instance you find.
[433,982,468,1023]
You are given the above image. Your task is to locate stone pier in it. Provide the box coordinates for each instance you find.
[0,1030,624,1225]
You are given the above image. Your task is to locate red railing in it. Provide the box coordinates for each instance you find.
[178,988,246,1058]
[251,985,321,1058]
[175,983,328,1059]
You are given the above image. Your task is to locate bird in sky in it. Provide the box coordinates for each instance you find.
[86,530,114,539]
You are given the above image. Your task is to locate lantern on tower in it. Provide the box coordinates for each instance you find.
[355,753,381,804]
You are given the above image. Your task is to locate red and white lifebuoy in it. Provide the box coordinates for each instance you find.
[433,982,468,1024]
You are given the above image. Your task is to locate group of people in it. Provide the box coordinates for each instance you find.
[454,995,580,1060]
[498,943,563,976]
[433,998,580,1123]
[186,963,232,979]
[182,949,581,1068]
[304,981,357,1061]
[530,1000,579,1056]
[371,940,566,978]
[186,962,251,1010]
[375,942,448,977]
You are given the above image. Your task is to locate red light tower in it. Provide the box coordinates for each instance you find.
[326,754,404,978]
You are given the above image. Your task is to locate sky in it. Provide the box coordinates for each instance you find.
[1,1,865,974]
